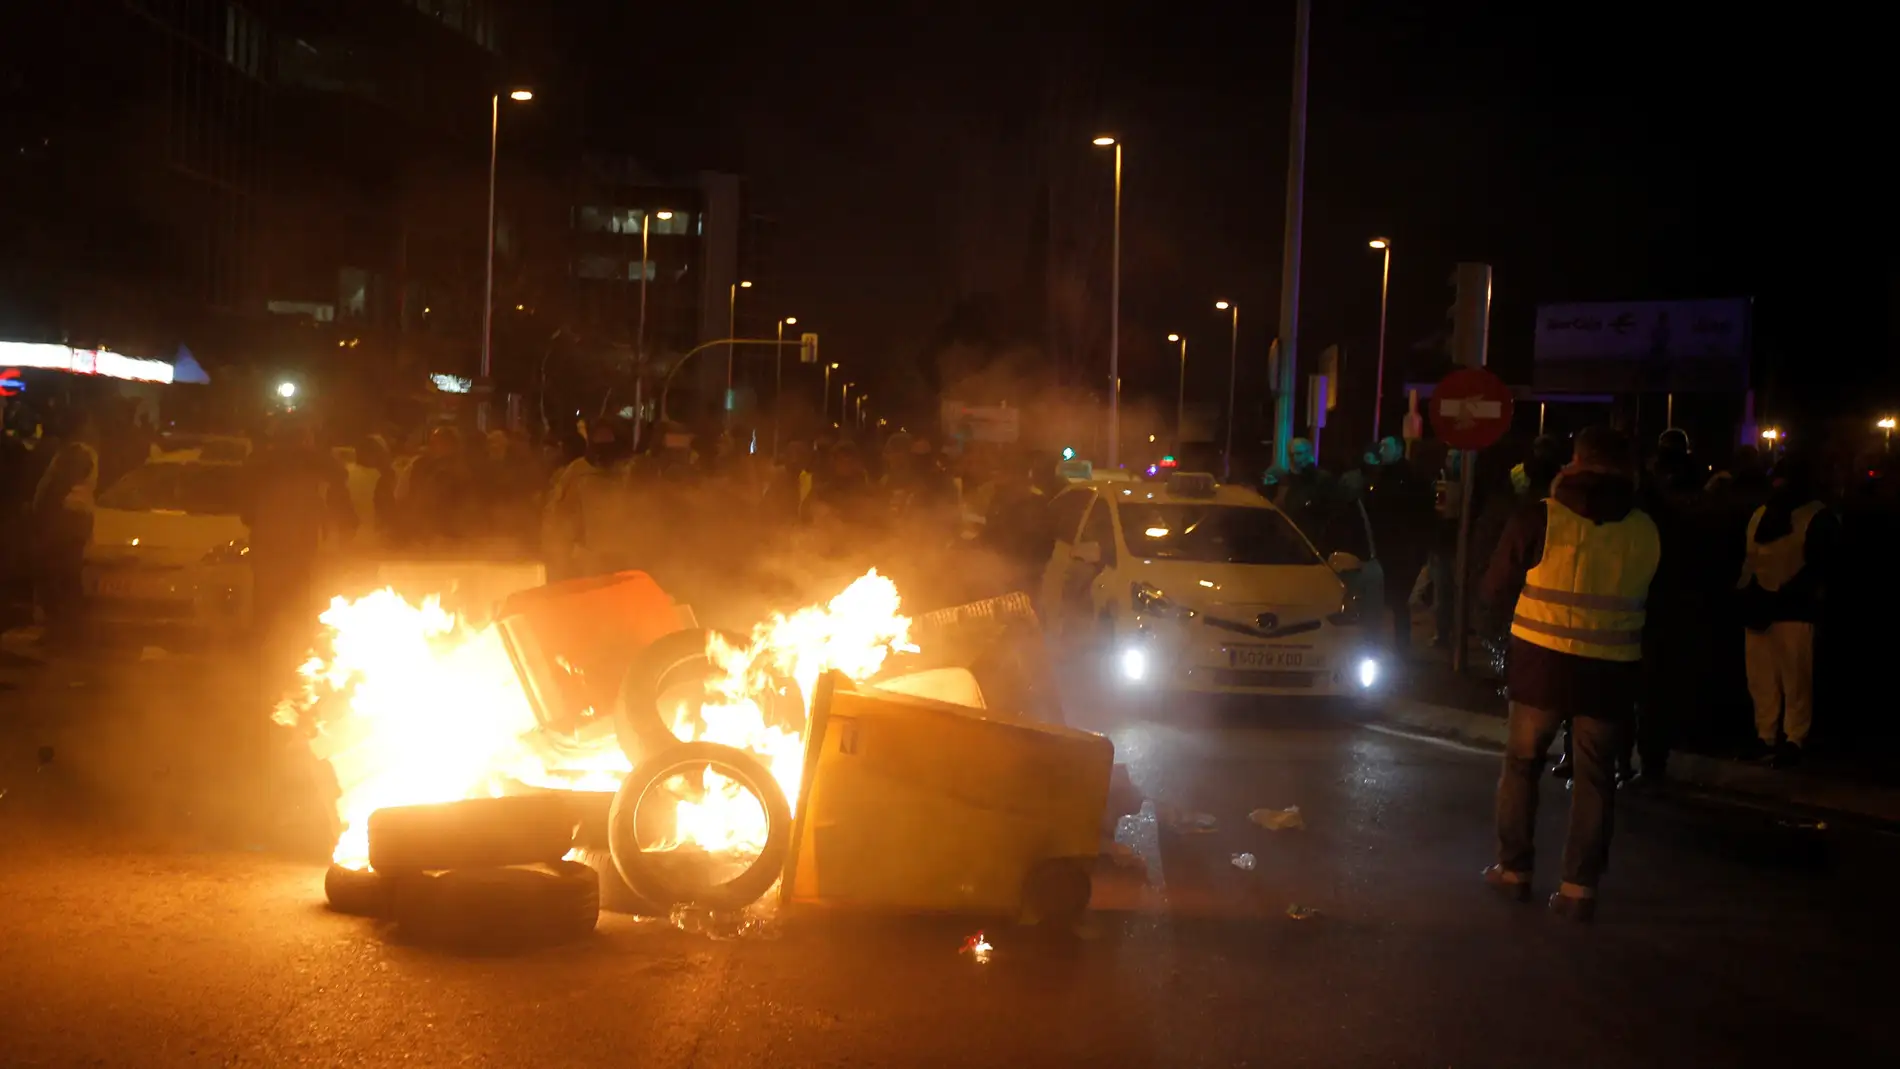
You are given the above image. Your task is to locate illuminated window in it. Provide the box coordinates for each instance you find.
[576,207,696,236]
[574,256,656,281]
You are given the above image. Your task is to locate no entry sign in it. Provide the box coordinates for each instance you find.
[1428,367,1514,450]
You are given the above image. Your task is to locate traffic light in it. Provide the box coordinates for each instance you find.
[1447,263,1493,367]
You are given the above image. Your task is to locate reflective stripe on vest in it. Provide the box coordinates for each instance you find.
[1738,501,1823,593]
[1510,496,1661,663]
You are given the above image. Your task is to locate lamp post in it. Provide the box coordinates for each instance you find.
[823,361,839,422]
[726,279,752,427]
[1215,301,1238,480]
[1368,237,1392,440]
[480,87,533,429]
[1093,135,1122,469]
[1271,0,1311,472]
[773,316,797,456]
[841,381,854,429]
[637,209,674,367]
[1879,417,1895,448]
[1167,333,1187,453]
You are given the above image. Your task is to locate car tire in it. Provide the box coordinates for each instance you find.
[608,741,792,913]
[367,794,578,874]
[390,861,599,950]
[323,863,391,917]
[614,628,748,766]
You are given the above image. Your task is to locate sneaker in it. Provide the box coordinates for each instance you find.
[1741,737,1774,762]
[1771,742,1804,770]
[1482,865,1531,902]
[1548,890,1596,923]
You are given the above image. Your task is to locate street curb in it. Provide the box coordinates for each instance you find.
[1373,699,1900,826]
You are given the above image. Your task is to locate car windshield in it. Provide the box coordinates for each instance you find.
[1118,502,1319,566]
[99,463,244,516]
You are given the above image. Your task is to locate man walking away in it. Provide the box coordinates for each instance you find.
[1480,426,1660,922]
[1736,452,1835,768]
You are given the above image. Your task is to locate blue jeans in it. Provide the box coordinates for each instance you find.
[1495,702,1625,890]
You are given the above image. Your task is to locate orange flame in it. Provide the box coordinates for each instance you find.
[280,571,911,873]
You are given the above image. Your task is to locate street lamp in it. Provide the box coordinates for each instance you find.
[726,279,753,425]
[1879,417,1895,447]
[636,209,674,370]
[1368,237,1393,439]
[276,381,297,400]
[1168,333,1187,454]
[823,361,840,422]
[1215,301,1239,480]
[1094,135,1123,468]
[480,86,533,429]
[842,381,855,431]
[773,315,798,456]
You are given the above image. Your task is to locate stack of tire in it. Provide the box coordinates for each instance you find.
[323,628,796,939]
[324,794,597,952]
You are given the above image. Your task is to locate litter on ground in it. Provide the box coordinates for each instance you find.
[1250,806,1304,831]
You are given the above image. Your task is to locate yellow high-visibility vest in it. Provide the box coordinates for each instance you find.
[1737,501,1823,592]
[1510,497,1660,662]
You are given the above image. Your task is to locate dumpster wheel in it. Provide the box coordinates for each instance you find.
[608,741,792,912]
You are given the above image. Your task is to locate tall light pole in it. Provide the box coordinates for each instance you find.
[1216,301,1238,480]
[1368,237,1392,440]
[1093,135,1123,469]
[773,315,797,456]
[725,279,752,428]
[1880,416,1896,448]
[637,209,674,366]
[1167,333,1187,453]
[823,361,839,422]
[841,381,854,428]
[480,87,533,429]
[1271,0,1310,471]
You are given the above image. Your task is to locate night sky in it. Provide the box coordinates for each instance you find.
[561,3,1882,432]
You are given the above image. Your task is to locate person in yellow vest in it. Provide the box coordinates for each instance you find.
[1736,454,1836,768]
[1479,426,1660,922]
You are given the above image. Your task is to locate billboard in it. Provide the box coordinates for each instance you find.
[940,401,1021,443]
[1532,298,1750,393]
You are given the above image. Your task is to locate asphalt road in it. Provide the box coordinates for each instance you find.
[2,639,1896,1068]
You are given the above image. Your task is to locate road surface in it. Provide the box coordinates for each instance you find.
[1,638,1894,1067]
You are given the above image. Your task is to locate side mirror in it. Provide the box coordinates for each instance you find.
[1073,542,1103,565]
[1327,550,1363,575]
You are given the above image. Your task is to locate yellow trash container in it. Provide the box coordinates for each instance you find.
[781,672,1114,919]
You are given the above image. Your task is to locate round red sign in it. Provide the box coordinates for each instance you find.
[1428,367,1515,450]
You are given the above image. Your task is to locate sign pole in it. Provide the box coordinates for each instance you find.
[1450,448,1478,674]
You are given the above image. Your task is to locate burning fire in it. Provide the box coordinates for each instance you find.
[278,571,911,874]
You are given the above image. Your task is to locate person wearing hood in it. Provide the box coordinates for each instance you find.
[1479,426,1660,922]
[1736,450,1837,768]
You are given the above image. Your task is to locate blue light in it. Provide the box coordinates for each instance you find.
[1061,446,1077,461]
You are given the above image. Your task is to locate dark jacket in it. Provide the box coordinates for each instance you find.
[1480,469,1652,720]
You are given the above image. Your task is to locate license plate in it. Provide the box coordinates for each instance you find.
[1229,646,1322,670]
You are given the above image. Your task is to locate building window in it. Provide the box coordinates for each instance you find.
[574,256,655,281]
[225,3,262,78]
[576,206,696,237]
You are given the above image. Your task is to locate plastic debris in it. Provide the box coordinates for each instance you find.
[960,931,994,964]
[667,903,780,941]
[1286,903,1320,920]
[1250,806,1304,831]
[1230,852,1256,871]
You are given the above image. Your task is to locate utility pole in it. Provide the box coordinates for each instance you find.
[1271,0,1311,471]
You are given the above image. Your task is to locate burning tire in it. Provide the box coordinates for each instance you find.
[608,741,792,912]
[614,628,748,766]
[323,863,391,917]
[390,861,599,949]
[367,794,578,874]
